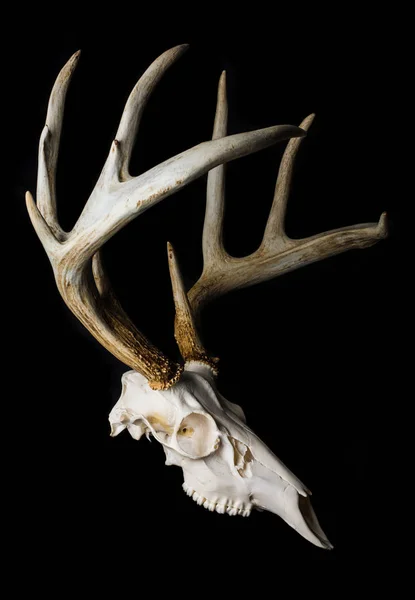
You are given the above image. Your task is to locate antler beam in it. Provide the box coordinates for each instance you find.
[187,71,388,321]
[27,46,305,389]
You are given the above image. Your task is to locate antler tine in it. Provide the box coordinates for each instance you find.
[188,77,388,323]
[37,50,81,241]
[167,242,219,372]
[261,113,316,247]
[99,44,189,184]
[202,70,228,269]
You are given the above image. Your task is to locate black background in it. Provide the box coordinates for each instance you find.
[6,12,404,590]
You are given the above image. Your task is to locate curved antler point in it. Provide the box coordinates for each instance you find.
[167,240,176,261]
[66,49,81,71]
[299,113,315,130]
[170,43,190,55]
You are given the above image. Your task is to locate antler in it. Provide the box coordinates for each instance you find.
[26,46,306,390]
[169,71,388,364]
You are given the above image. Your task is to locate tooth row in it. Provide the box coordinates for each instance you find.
[182,483,251,517]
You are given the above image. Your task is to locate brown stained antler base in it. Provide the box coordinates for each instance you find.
[28,47,387,550]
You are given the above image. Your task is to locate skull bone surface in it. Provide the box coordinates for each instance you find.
[109,361,333,549]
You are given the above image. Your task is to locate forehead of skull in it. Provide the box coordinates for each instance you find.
[119,369,210,417]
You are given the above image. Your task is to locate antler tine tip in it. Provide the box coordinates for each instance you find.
[25,189,60,254]
[167,241,176,260]
[299,113,316,130]
[378,212,388,238]
[175,43,190,53]
[25,190,39,221]
[167,242,177,268]
[218,70,227,88]
[216,71,227,104]
[68,49,81,66]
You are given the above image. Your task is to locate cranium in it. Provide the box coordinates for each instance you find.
[26,45,387,549]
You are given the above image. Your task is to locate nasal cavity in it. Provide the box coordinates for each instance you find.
[176,413,219,458]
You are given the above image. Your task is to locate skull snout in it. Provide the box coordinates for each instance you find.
[249,460,333,550]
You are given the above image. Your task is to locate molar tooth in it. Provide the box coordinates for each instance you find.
[237,508,243,515]
[203,500,210,510]
[215,504,226,514]
[227,507,238,516]
[242,509,251,517]
[197,495,205,506]
[192,491,199,501]
[208,501,216,512]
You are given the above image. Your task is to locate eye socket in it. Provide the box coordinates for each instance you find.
[176,412,219,458]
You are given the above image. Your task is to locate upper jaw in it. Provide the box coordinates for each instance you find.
[182,482,252,517]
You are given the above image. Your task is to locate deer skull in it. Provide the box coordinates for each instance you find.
[27,46,387,551]
[109,362,332,548]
